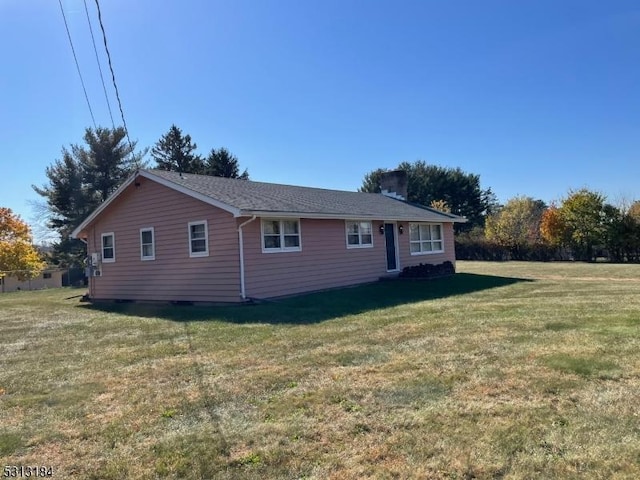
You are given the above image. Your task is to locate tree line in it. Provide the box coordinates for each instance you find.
[458,191,640,262]
[151,125,248,179]
[30,125,248,267]
[10,124,638,275]
[363,162,640,263]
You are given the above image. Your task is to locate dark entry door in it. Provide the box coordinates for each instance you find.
[384,223,397,271]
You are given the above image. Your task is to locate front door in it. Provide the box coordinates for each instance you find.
[384,223,398,271]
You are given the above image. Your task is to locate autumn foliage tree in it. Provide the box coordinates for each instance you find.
[560,189,608,261]
[485,196,546,259]
[540,205,568,248]
[0,208,45,281]
[538,189,633,262]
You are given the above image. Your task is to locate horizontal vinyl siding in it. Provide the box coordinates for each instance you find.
[243,219,458,299]
[243,219,383,299]
[87,177,240,302]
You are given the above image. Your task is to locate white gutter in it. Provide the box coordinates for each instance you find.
[237,215,257,301]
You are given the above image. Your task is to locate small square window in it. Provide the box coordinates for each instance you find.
[345,221,373,248]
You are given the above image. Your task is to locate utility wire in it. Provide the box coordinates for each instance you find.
[83,0,115,129]
[58,0,97,129]
[93,0,138,166]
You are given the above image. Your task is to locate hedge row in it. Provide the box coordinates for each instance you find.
[454,239,561,261]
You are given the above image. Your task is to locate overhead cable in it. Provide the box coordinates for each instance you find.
[93,0,137,166]
[83,0,115,129]
[58,0,97,129]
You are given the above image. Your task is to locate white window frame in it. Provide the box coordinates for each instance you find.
[409,223,444,255]
[188,220,209,258]
[101,232,115,263]
[140,227,155,261]
[345,220,374,249]
[261,219,302,253]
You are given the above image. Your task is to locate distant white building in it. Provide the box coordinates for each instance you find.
[0,269,65,293]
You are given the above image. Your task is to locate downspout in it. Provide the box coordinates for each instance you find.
[238,215,257,301]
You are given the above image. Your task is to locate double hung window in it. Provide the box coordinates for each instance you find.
[346,221,373,248]
[140,227,155,260]
[101,233,115,262]
[262,219,301,252]
[189,221,209,257]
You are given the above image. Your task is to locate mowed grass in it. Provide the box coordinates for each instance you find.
[1,261,639,479]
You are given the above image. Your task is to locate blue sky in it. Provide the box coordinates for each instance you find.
[2,0,639,240]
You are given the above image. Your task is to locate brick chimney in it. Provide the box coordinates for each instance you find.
[379,170,408,200]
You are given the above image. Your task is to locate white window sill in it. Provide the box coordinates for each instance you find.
[262,248,302,254]
[410,250,444,256]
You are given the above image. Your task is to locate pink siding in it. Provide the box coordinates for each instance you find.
[86,177,241,303]
[242,219,457,300]
[82,176,457,302]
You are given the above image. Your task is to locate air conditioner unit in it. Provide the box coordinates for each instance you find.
[92,269,102,277]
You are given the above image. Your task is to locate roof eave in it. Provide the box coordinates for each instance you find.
[240,210,465,222]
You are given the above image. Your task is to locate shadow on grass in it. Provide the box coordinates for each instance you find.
[79,273,532,325]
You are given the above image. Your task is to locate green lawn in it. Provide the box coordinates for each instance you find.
[1,261,639,479]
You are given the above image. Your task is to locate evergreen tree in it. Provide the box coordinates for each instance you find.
[33,126,145,266]
[360,161,495,231]
[151,124,204,173]
[204,147,249,179]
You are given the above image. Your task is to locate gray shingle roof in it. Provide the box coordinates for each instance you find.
[146,169,466,222]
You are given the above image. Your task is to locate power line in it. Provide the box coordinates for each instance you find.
[58,0,97,129]
[93,0,137,166]
[83,0,115,129]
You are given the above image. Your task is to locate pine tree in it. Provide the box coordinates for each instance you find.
[151,125,204,173]
[204,147,249,179]
[33,126,145,266]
